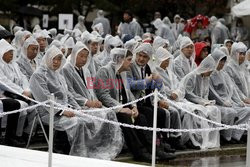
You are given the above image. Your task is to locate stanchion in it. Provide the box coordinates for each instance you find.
[246,120,250,167]
[151,89,158,167]
[48,94,54,167]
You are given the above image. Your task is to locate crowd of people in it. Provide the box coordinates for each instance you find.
[0,9,250,163]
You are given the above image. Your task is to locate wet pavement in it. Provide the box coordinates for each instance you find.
[118,154,246,167]
[165,155,246,167]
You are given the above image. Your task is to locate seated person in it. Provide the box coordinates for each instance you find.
[95,48,176,162]
[225,42,250,101]
[178,55,221,149]
[17,36,40,81]
[0,39,31,142]
[29,45,123,159]
[210,48,250,142]
[127,43,184,150]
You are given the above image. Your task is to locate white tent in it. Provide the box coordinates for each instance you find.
[231,0,250,17]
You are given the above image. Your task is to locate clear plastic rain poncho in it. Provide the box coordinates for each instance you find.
[95,47,136,111]
[92,23,104,36]
[16,36,39,80]
[208,49,238,141]
[33,30,49,63]
[246,49,250,83]
[48,28,57,39]
[99,35,123,66]
[154,47,179,97]
[12,26,24,34]
[12,30,32,58]
[80,30,91,45]
[224,42,250,98]
[152,18,175,45]
[62,41,95,106]
[12,31,24,50]
[173,36,197,80]
[162,16,172,28]
[172,34,183,58]
[177,55,221,149]
[86,34,102,77]
[0,39,29,136]
[62,41,124,158]
[209,48,250,141]
[152,36,170,52]
[64,37,75,49]
[49,39,68,57]
[74,15,87,33]
[32,25,41,34]
[133,42,154,72]
[30,45,123,159]
[64,37,75,57]
[124,38,140,54]
[92,10,111,36]
[72,28,82,41]
[211,21,230,45]
[220,46,230,58]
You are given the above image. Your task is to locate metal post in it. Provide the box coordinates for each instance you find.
[48,94,54,167]
[152,89,158,167]
[246,120,250,167]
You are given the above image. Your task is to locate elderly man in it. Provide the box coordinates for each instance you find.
[95,48,176,162]
[127,43,184,150]
[173,36,197,80]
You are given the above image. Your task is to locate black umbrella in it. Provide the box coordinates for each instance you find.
[18,6,43,17]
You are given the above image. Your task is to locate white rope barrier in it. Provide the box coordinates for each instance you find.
[0,78,247,132]
[0,100,50,117]
[158,92,248,130]
[0,80,44,105]
[50,92,154,113]
[1,93,247,132]
[74,110,247,132]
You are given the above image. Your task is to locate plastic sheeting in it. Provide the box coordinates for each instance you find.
[231,0,250,17]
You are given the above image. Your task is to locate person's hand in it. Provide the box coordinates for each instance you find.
[223,101,232,107]
[146,74,153,82]
[158,100,169,109]
[239,102,245,107]
[243,98,250,104]
[62,110,75,117]
[152,73,161,81]
[170,93,178,101]
[119,108,132,116]
[22,90,32,98]
[131,107,139,118]
[85,100,94,108]
[92,100,102,108]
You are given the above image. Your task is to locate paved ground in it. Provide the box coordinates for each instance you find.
[115,143,247,166]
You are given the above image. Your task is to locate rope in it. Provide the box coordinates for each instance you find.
[0,100,50,117]
[0,78,248,132]
[158,92,247,130]
[74,111,248,132]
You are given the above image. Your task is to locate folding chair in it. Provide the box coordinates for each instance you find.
[26,110,49,148]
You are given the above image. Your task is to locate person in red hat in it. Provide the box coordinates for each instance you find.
[194,42,209,66]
